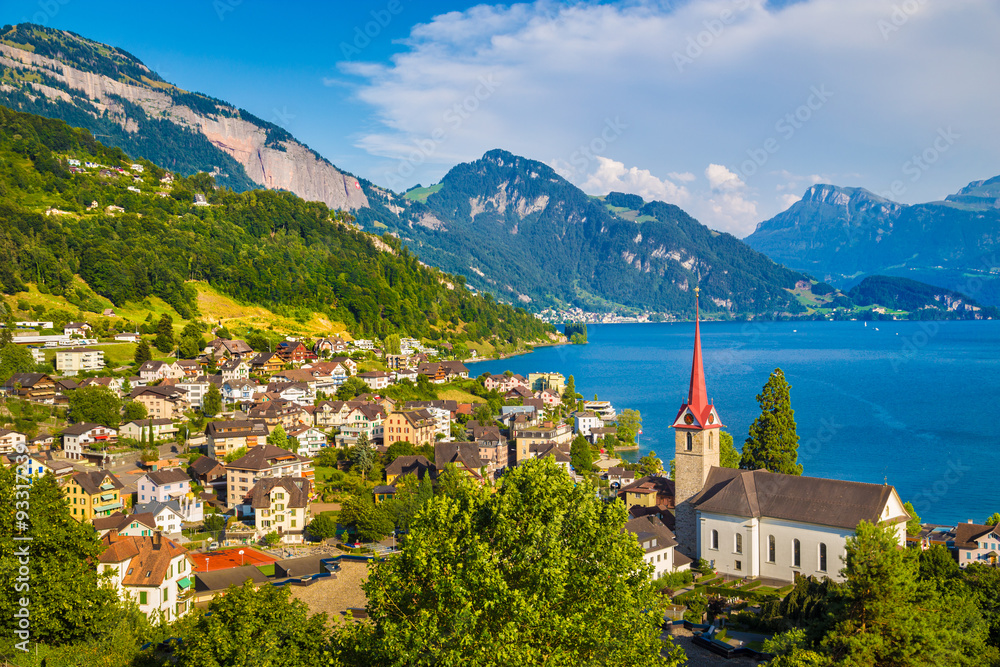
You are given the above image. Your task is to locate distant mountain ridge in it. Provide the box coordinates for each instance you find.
[0,23,367,209]
[354,149,813,316]
[745,179,1000,306]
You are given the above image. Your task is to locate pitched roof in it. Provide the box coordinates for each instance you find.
[624,515,679,552]
[92,511,157,533]
[4,372,51,388]
[98,534,188,586]
[954,523,1000,549]
[691,467,901,530]
[227,445,300,471]
[71,470,124,494]
[145,468,192,486]
[435,442,484,471]
[134,499,184,518]
[385,455,434,481]
[189,455,226,476]
[248,476,311,509]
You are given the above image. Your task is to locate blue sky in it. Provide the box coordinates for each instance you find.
[5,0,999,236]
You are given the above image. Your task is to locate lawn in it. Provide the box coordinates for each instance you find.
[403,183,443,202]
[313,465,341,484]
[438,387,485,404]
[256,564,276,576]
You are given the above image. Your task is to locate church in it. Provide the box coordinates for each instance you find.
[670,291,909,583]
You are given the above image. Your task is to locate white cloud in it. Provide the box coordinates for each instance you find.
[340,0,1000,235]
[779,193,803,209]
[576,157,690,205]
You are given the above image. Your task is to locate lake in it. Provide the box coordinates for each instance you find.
[468,320,1000,526]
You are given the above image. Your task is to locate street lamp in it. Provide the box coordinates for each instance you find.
[239,549,245,566]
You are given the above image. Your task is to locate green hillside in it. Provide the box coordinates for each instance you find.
[0,106,553,345]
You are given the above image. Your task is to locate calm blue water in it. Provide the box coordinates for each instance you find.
[469,321,1000,526]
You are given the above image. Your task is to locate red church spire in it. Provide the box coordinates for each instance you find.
[688,287,708,413]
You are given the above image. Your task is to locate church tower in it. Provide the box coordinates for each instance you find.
[672,288,723,557]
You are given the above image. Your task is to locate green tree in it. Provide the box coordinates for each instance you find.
[67,384,122,427]
[0,467,124,645]
[386,472,434,532]
[719,430,739,468]
[178,335,202,359]
[986,513,1000,526]
[562,374,580,409]
[570,434,594,473]
[267,423,288,449]
[154,332,173,353]
[383,333,401,355]
[740,368,802,475]
[471,402,494,426]
[170,583,333,667]
[0,343,36,382]
[361,456,684,665]
[435,462,469,498]
[262,531,281,546]
[121,400,148,423]
[215,326,233,340]
[638,451,663,477]
[337,376,368,401]
[203,513,227,534]
[617,408,642,445]
[763,629,827,667]
[384,439,417,465]
[203,383,223,417]
[351,431,375,479]
[341,491,393,542]
[307,513,339,540]
[224,446,248,464]
[133,338,152,366]
[156,313,174,343]
[903,501,922,536]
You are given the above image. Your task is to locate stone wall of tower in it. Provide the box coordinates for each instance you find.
[674,427,721,557]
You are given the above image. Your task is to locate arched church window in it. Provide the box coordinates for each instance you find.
[686,432,693,451]
[793,539,801,568]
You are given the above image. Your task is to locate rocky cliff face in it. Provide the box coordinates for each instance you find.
[0,40,367,210]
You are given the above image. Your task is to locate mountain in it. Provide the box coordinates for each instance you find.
[848,276,987,316]
[744,180,1000,306]
[354,150,813,317]
[0,105,553,346]
[0,23,367,209]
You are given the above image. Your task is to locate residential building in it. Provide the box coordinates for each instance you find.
[136,469,194,504]
[222,379,259,405]
[177,376,213,410]
[206,338,255,361]
[313,336,348,355]
[249,352,285,376]
[130,386,190,420]
[92,511,157,538]
[604,467,637,489]
[248,399,311,431]
[385,455,435,486]
[133,500,190,534]
[98,532,194,621]
[120,418,178,442]
[1,373,56,403]
[582,400,617,421]
[288,426,328,457]
[383,409,437,446]
[357,370,392,390]
[219,358,251,383]
[248,477,311,543]
[137,360,185,383]
[625,515,691,578]
[435,442,485,481]
[56,347,105,375]
[338,404,385,443]
[484,373,528,393]
[512,422,573,463]
[226,445,313,512]
[188,456,227,493]
[0,429,27,455]
[78,376,126,396]
[65,470,125,521]
[527,372,566,394]
[276,341,314,365]
[954,522,1000,567]
[573,411,604,441]
[62,423,117,460]
[205,420,269,459]
[265,381,314,407]
[63,321,93,337]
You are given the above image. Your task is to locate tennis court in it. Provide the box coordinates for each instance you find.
[192,547,277,572]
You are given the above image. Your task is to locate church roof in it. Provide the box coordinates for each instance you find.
[672,290,722,430]
[691,467,903,531]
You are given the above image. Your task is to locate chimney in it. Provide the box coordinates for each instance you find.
[153,531,162,548]
[109,528,119,542]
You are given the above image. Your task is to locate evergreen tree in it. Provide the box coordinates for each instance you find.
[570,434,593,473]
[561,375,580,410]
[351,431,375,480]
[133,339,152,366]
[719,430,740,468]
[740,368,802,475]
[903,501,922,536]
[203,383,222,417]
[122,400,148,423]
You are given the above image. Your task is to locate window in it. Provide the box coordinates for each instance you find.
[686,433,693,451]
[793,539,801,568]
[819,543,828,572]
[735,560,742,571]
[709,432,713,450]
[768,535,776,563]
[735,533,743,554]
[139,591,147,605]
[710,530,719,550]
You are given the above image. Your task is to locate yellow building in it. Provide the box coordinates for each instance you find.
[66,471,125,522]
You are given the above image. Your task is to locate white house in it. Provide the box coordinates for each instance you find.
[61,423,117,460]
[137,360,185,383]
[177,377,213,410]
[573,411,604,441]
[133,499,195,533]
[625,515,691,578]
[98,533,194,622]
[219,359,251,383]
[288,426,328,457]
[357,371,392,390]
[0,429,27,455]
